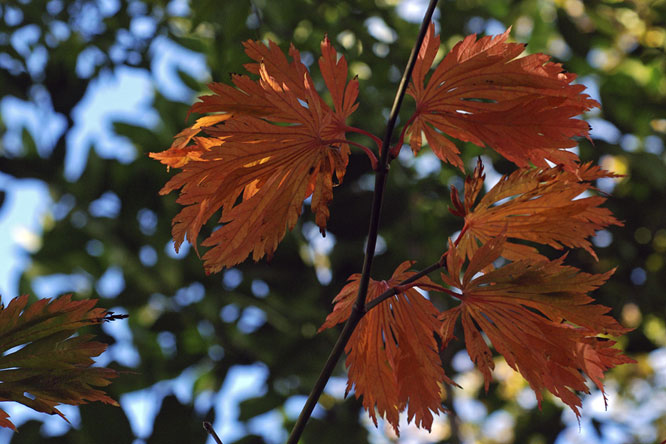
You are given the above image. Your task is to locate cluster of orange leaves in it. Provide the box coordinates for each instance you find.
[0,295,121,430]
[152,23,634,435]
[320,160,633,434]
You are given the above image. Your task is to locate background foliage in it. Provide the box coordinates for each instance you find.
[1,0,665,443]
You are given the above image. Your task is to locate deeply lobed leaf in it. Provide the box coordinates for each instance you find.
[319,262,451,435]
[151,37,358,273]
[406,23,599,169]
[439,237,634,417]
[452,159,622,264]
[0,295,120,431]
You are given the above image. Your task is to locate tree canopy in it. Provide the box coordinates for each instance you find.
[1,0,665,443]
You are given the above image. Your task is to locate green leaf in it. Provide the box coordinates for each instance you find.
[238,392,284,421]
[0,295,120,431]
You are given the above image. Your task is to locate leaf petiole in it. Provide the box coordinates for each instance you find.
[343,125,384,152]
[324,138,378,171]
[391,112,419,159]
[203,421,223,444]
[364,222,470,313]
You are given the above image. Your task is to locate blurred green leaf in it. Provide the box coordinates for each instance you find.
[147,395,210,444]
[238,392,284,422]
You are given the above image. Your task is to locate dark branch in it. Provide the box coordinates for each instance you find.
[286,2,440,442]
[364,259,446,312]
[203,421,223,444]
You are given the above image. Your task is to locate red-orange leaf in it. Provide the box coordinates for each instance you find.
[320,262,450,435]
[439,237,634,417]
[0,295,121,430]
[149,115,231,169]
[151,37,358,273]
[451,159,622,264]
[406,23,599,169]
[318,36,360,123]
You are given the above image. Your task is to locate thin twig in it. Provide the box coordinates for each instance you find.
[343,125,384,151]
[365,222,470,313]
[364,259,446,312]
[285,2,440,443]
[203,421,224,444]
[353,0,440,314]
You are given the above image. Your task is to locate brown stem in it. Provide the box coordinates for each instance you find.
[285,2,440,443]
[203,421,224,444]
[343,125,384,151]
[365,222,470,313]
[364,259,446,312]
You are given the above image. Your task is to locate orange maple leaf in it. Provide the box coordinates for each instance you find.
[151,37,358,273]
[450,158,622,264]
[406,23,599,169]
[149,114,231,169]
[0,295,121,431]
[319,262,451,435]
[438,236,634,417]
